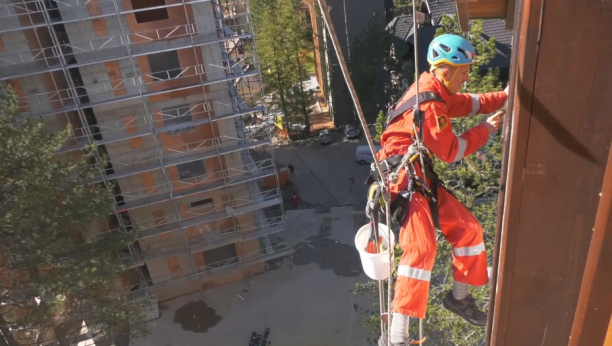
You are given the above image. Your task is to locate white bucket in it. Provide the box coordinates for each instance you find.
[355,223,395,280]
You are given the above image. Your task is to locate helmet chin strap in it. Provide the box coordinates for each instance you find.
[432,67,459,90]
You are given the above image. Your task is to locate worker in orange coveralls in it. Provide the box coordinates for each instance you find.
[377,34,508,345]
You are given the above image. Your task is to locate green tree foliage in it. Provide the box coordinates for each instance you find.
[0,89,145,345]
[350,16,394,122]
[393,0,413,16]
[375,110,386,142]
[350,14,418,124]
[358,15,505,345]
[251,0,313,139]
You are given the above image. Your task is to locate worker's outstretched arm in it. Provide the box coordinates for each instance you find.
[447,91,507,118]
[421,102,490,163]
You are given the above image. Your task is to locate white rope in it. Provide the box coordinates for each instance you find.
[412,3,426,344]
[411,0,428,186]
[385,192,393,346]
[419,317,423,344]
[379,280,385,336]
[413,0,420,102]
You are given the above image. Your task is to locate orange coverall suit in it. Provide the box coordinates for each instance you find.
[378,72,507,318]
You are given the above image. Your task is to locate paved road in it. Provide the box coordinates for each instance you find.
[274,130,374,210]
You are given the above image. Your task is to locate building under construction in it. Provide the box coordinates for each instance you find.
[0,0,289,318]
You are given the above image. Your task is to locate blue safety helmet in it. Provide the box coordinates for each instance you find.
[427,34,476,67]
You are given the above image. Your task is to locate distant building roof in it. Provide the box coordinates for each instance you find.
[482,19,513,55]
[387,0,513,71]
[406,25,441,73]
[426,0,458,23]
[386,15,414,59]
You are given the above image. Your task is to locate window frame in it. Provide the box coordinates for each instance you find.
[147,51,182,81]
[176,160,206,181]
[161,104,195,134]
[131,0,169,23]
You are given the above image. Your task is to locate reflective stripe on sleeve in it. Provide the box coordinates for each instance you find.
[452,137,467,162]
[468,94,481,116]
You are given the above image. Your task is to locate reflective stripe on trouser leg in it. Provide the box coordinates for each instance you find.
[393,192,437,319]
[436,188,489,286]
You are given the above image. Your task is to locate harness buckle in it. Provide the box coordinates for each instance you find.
[388,172,399,184]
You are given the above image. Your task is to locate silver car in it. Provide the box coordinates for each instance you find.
[343,124,361,139]
[319,130,333,144]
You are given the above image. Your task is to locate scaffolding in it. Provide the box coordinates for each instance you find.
[0,0,291,319]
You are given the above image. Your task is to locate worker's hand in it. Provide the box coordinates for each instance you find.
[484,110,505,134]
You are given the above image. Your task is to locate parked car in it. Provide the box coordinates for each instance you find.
[355,145,381,165]
[290,123,306,131]
[289,123,308,138]
[343,124,361,139]
[319,130,333,144]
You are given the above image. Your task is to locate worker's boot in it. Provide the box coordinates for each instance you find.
[378,334,427,345]
[378,333,416,346]
[442,291,488,327]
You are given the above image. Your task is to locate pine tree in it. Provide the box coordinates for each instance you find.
[357,15,505,345]
[0,89,145,345]
[350,16,394,121]
[251,0,313,139]
[350,14,419,124]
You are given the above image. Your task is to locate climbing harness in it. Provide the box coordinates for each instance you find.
[367,143,445,229]
[366,85,449,230]
[386,91,444,127]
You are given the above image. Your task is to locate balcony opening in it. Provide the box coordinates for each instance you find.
[118,241,141,260]
[43,0,62,22]
[148,51,181,80]
[98,145,114,175]
[176,160,206,180]
[68,67,91,104]
[162,104,195,134]
[190,198,213,208]
[113,183,125,207]
[121,263,153,292]
[120,212,134,233]
[131,0,169,23]
[54,24,76,64]
[202,244,238,268]
[82,108,102,141]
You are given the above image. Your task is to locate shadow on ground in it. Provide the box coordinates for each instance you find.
[293,236,363,277]
[173,301,222,333]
